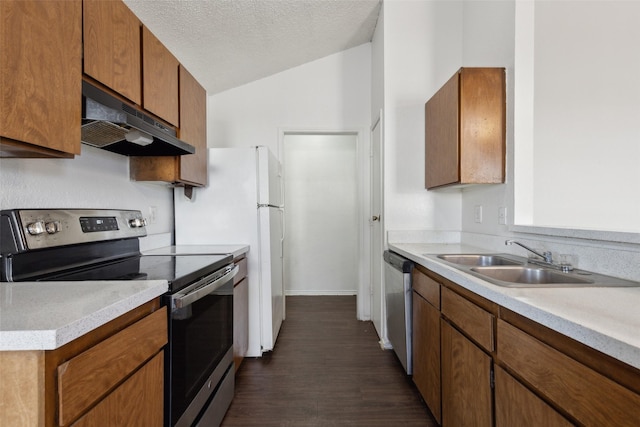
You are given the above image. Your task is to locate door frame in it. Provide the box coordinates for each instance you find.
[278,128,370,320]
[369,110,385,340]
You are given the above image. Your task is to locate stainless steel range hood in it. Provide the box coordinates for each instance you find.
[81,81,195,156]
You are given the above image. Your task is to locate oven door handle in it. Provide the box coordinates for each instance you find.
[171,265,239,310]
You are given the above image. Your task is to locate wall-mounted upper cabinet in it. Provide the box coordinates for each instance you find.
[142,26,180,127]
[83,1,179,128]
[425,67,505,190]
[83,0,141,105]
[130,65,207,187]
[1,0,82,158]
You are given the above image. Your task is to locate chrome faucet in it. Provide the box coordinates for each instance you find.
[505,240,573,272]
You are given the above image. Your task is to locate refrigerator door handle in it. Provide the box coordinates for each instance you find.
[257,203,282,209]
[279,208,285,259]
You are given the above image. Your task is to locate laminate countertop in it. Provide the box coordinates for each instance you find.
[0,280,167,351]
[389,243,640,370]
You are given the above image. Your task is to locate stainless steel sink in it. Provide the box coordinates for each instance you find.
[427,253,640,288]
[470,266,593,285]
[437,254,522,267]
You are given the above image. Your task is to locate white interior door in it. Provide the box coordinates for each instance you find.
[370,115,386,346]
[283,134,358,295]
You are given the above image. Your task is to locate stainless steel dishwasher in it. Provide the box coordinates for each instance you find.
[383,250,414,375]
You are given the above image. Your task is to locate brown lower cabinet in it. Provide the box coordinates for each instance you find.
[412,266,441,423]
[441,320,493,427]
[412,264,640,427]
[0,300,166,427]
[494,365,573,427]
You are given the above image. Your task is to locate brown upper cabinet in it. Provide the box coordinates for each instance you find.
[83,0,142,105]
[83,1,179,128]
[1,0,82,158]
[130,65,207,186]
[142,26,180,127]
[425,67,505,189]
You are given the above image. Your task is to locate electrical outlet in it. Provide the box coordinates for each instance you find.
[498,206,507,225]
[474,205,483,223]
[148,206,158,224]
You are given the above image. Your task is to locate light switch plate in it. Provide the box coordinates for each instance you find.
[474,205,483,223]
[498,206,507,225]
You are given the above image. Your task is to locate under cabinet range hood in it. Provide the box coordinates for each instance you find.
[81,81,195,156]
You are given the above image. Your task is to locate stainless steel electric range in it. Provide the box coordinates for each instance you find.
[0,209,236,427]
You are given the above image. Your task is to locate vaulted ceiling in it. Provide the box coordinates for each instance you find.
[123,0,381,95]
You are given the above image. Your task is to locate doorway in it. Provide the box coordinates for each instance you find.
[282,133,359,298]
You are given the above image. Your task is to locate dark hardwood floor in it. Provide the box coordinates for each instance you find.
[221,296,438,426]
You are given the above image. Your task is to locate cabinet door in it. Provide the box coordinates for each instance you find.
[178,65,208,185]
[83,0,141,104]
[57,308,167,425]
[425,68,505,189]
[412,291,441,423]
[441,320,493,427]
[72,352,164,427]
[425,71,459,188]
[1,0,81,158]
[129,65,207,186]
[495,366,574,427]
[142,25,179,126]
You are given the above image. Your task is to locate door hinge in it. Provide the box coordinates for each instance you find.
[490,366,495,389]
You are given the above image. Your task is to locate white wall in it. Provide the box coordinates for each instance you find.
[208,44,372,154]
[529,1,640,232]
[283,134,359,295]
[381,0,462,233]
[459,0,515,237]
[379,1,638,281]
[0,145,174,248]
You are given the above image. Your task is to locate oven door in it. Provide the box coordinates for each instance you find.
[166,264,238,427]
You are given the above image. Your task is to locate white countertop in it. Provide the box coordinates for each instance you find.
[389,243,640,370]
[0,280,168,351]
[143,244,249,259]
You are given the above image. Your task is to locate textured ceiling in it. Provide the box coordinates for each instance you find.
[123,0,381,94]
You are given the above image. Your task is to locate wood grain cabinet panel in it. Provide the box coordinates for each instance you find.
[412,289,441,423]
[425,67,505,189]
[441,286,494,352]
[130,65,208,186]
[71,352,164,427]
[177,65,208,185]
[83,0,141,104]
[498,319,640,427]
[57,308,167,425]
[441,320,493,427]
[0,0,82,158]
[142,25,179,127]
[495,366,574,427]
[412,266,440,309]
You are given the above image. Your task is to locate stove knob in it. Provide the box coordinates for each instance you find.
[45,221,61,234]
[129,218,147,228]
[26,221,46,235]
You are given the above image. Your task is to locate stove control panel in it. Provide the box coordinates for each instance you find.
[1,209,148,252]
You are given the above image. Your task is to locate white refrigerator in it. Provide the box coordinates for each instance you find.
[174,146,285,356]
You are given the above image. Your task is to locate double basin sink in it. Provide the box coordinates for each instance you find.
[430,254,640,288]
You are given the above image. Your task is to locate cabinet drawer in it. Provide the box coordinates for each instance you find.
[498,319,640,427]
[413,268,440,309]
[57,307,167,425]
[441,286,494,352]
